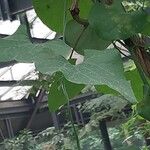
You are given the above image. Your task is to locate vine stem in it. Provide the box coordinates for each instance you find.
[129,48,149,86]
[62,2,81,149]
[70,0,89,26]
[122,39,150,87]
[133,53,149,87]
[69,26,87,59]
[61,82,81,150]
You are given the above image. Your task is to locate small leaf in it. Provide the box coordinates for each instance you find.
[48,72,84,111]
[65,20,111,54]
[32,0,92,33]
[125,69,143,101]
[137,85,150,121]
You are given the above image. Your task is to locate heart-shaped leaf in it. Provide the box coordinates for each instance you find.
[65,20,111,54]
[88,1,148,40]
[33,0,92,33]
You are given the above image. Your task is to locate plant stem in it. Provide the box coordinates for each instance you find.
[70,0,89,26]
[69,26,87,59]
[123,39,150,87]
[63,0,67,42]
[128,47,149,86]
[61,82,81,150]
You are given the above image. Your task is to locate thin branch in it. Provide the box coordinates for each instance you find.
[130,48,149,86]
[61,81,81,150]
[63,0,68,42]
[69,26,87,59]
[124,38,150,86]
[19,13,33,42]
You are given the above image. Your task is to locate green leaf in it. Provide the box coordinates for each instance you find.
[39,48,136,103]
[0,26,136,104]
[142,9,150,36]
[32,0,92,33]
[88,1,148,40]
[125,69,143,101]
[65,20,111,54]
[48,72,84,111]
[137,85,150,121]
[0,25,71,64]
